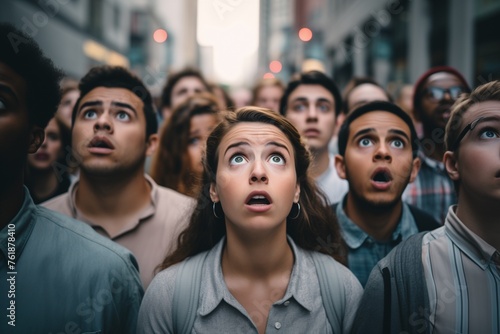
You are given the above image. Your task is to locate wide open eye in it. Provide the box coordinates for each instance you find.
[229,154,247,165]
[359,138,373,148]
[390,139,404,149]
[83,110,97,119]
[269,154,285,165]
[116,111,130,121]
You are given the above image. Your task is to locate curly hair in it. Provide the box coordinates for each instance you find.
[158,107,345,271]
[0,23,63,128]
[150,92,220,197]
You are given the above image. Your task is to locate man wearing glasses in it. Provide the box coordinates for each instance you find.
[403,66,471,223]
[352,80,500,334]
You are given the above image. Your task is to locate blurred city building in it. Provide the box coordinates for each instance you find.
[258,0,500,89]
[1,0,498,92]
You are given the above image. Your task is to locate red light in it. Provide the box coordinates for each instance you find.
[153,29,168,43]
[298,28,313,42]
[269,60,282,73]
[263,72,275,79]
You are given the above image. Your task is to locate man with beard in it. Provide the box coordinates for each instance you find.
[280,71,348,204]
[403,66,471,223]
[332,101,439,286]
[44,66,195,288]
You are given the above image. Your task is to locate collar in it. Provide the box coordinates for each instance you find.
[198,236,315,316]
[68,174,158,239]
[418,150,445,171]
[445,206,500,270]
[336,196,418,249]
[0,187,37,261]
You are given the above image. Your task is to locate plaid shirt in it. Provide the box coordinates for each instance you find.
[402,151,456,224]
[335,198,419,287]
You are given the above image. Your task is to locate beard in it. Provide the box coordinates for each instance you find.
[349,189,401,214]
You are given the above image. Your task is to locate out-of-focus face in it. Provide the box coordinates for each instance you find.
[72,87,157,176]
[445,101,500,205]
[0,61,40,179]
[56,89,79,129]
[347,83,389,113]
[336,111,419,209]
[27,118,62,171]
[419,72,466,130]
[284,84,336,153]
[170,76,208,110]
[255,85,283,113]
[210,122,300,238]
[187,113,218,176]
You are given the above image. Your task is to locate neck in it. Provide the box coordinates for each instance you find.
[455,194,500,251]
[423,126,446,161]
[310,148,330,179]
[27,168,59,201]
[344,194,403,241]
[76,169,151,220]
[222,228,294,279]
[0,175,25,231]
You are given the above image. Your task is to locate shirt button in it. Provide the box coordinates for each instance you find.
[283,301,290,306]
[274,322,282,329]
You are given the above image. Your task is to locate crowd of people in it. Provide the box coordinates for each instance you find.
[1,22,499,333]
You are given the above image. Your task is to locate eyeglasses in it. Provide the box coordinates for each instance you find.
[450,116,485,151]
[425,86,465,101]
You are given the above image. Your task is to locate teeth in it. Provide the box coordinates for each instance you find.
[252,195,265,199]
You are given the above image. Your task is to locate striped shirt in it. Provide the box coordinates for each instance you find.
[422,206,500,333]
[403,152,457,224]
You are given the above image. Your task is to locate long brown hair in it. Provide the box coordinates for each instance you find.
[158,107,345,271]
[150,93,220,197]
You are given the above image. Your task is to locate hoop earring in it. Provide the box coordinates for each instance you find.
[289,202,301,220]
[212,202,222,219]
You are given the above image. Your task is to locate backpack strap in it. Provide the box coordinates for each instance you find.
[172,251,209,334]
[312,253,344,333]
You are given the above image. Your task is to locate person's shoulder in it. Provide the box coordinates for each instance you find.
[34,205,139,268]
[41,191,70,211]
[408,204,441,231]
[156,186,196,210]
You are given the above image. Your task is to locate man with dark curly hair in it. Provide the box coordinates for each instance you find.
[0,23,143,333]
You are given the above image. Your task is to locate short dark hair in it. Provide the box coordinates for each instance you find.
[160,67,211,109]
[0,23,63,128]
[338,101,419,158]
[72,66,158,138]
[279,71,342,116]
[342,76,393,114]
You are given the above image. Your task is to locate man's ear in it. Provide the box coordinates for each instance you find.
[145,133,159,157]
[408,157,421,183]
[28,126,44,154]
[334,154,347,180]
[444,151,460,181]
[209,183,219,202]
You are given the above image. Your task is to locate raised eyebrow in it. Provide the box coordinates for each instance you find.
[78,101,102,111]
[224,141,249,156]
[352,128,375,140]
[388,129,410,141]
[267,141,291,155]
[111,101,138,116]
[0,83,19,104]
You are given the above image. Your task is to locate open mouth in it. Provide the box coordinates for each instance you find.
[89,137,114,149]
[246,193,272,205]
[372,170,392,183]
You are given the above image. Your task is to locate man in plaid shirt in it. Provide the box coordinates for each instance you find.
[402,66,470,223]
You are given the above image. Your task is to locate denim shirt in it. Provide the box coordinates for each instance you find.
[336,196,419,287]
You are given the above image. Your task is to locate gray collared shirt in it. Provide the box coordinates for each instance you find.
[336,197,419,286]
[138,236,362,333]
